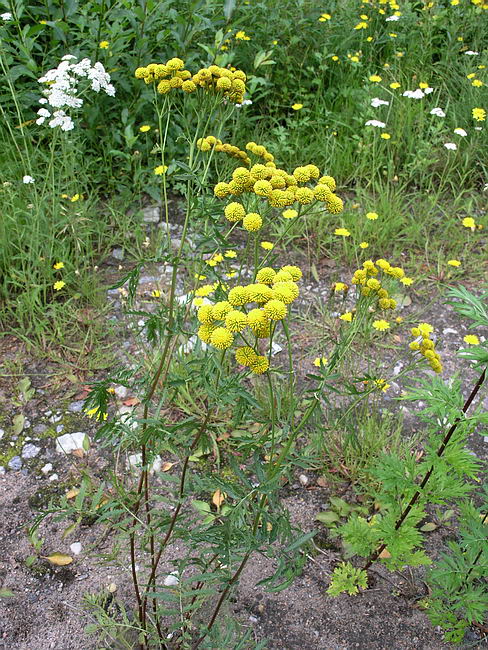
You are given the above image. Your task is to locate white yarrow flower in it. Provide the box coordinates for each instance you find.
[423,87,434,94]
[430,107,446,117]
[23,175,35,184]
[464,51,479,56]
[403,89,424,99]
[444,142,457,151]
[365,119,386,128]
[454,128,467,137]
[385,15,400,21]
[1,12,13,20]
[371,97,389,107]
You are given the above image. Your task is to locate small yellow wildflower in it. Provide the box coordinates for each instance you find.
[313,356,328,367]
[154,165,168,175]
[139,125,151,132]
[71,193,80,202]
[339,312,353,322]
[235,30,250,40]
[373,319,390,331]
[472,107,486,121]
[53,281,65,291]
[472,80,483,87]
[261,241,274,250]
[224,250,237,258]
[401,277,414,286]
[360,242,369,249]
[333,282,348,292]
[334,227,350,236]
[319,13,331,21]
[151,290,161,298]
[462,217,476,230]
[354,21,369,29]
[369,75,382,83]
[448,259,461,267]
[99,41,109,49]
[419,82,429,89]
[282,209,298,219]
[381,133,391,140]
[366,212,378,220]
[291,103,303,110]
[375,379,390,392]
[463,334,480,345]
[390,82,400,89]
[53,262,64,270]
[418,323,434,336]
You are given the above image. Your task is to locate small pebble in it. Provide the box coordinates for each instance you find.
[49,473,59,482]
[41,463,53,474]
[8,456,23,471]
[21,443,41,459]
[298,474,309,486]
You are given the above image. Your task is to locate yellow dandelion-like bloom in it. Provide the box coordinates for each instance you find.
[319,13,331,21]
[263,299,287,320]
[235,346,258,366]
[261,241,274,250]
[243,212,263,232]
[235,30,250,40]
[326,195,344,214]
[381,133,391,140]
[70,193,80,202]
[248,283,274,303]
[390,82,400,89]
[291,103,303,110]
[99,41,109,49]
[418,322,434,337]
[197,305,214,324]
[333,282,347,292]
[401,277,414,286]
[280,265,302,281]
[154,165,168,175]
[53,280,65,291]
[462,217,476,230]
[253,179,273,197]
[139,125,151,132]
[214,182,230,198]
[447,259,461,267]
[249,355,269,374]
[209,327,234,350]
[225,310,248,332]
[198,323,216,343]
[463,334,480,345]
[282,209,298,219]
[369,74,382,82]
[256,267,276,284]
[354,21,368,29]
[472,79,483,87]
[53,262,64,269]
[334,227,350,237]
[373,319,390,331]
[340,312,353,321]
[224,250,237,258]
[224,202,246,222]
[228,286,249,306]
[360,242,369,249]
[366,212,378,220]
[195,284,215,297]
[247,308,269,332]
[472,108,486,122]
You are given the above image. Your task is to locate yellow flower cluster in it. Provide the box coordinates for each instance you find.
[351,258,412,311]
[197,136,251,164]
[409,323,443,373]
[208,143,343,222]
[196,265,303,373]
[134,60,247,103]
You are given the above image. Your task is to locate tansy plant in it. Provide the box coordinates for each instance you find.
[32,54,487,648]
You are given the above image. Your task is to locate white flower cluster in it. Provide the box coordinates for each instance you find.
[1,12,13,20]
[402,88,433,99]
[385,15,400,21]
[430,107,446,117]
[371,97,389,108]
[36,55,115,131]
[365,119,386,128]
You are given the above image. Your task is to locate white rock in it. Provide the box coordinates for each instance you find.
[114,385,128,399]
[298,474,309,486]
[112,247,124,260]
[443,328,457,335]
[163,572,179,587]
[142,205,160,223]
[55,432,89,454]
[22,443,41,459]
[127,453,162,474]
[117,406,138,431]
[49,473,59,481]
[0,428,4,440]
[41,463,53,474]
[70,542,82,555]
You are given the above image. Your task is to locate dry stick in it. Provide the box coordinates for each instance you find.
[363,368,486,571]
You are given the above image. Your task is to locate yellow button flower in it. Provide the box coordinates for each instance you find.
[291,103,303,110]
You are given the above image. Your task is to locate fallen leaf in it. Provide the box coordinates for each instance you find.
[71,448,84,458]
[316,476,327,487]
[65,488,79,499]
[420,522,437,532]
[161,462,175,472]
[379,548,391,559]
[123,397,140,406]
[315,511,340,525]
[42,553,73,566]
[212,489,225,508]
